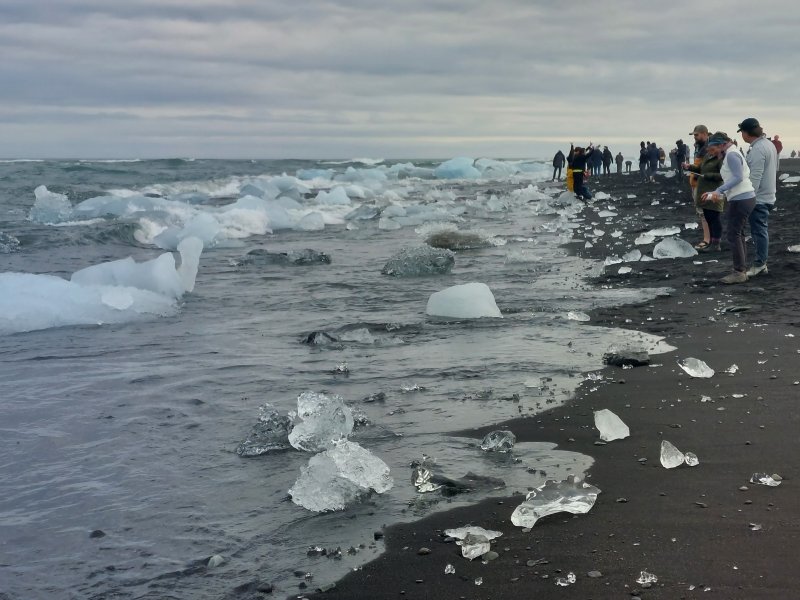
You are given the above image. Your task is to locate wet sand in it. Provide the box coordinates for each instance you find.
[300,170,800,600]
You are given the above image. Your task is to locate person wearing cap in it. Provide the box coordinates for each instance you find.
[738,117,778,277]
[701,131,756,284]
[688,125,711,249]
[683,142,723,252]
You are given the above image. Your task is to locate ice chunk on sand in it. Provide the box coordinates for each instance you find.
[314,187,351,206]
[412,465,443,493]
[660,440,685,468]
[567,311,590,322]
[424,227,495,250]
[750,473,782,487]
[652,237,698,259]
[296,212,325,231]
[240,248,331,267]
[647,226,681,237]
[594,409,630,441]
[288,391,354,452]
[622,249,642,262]
[634,233,655,245]
[73,237,202,296]
[444,526,502,560]
[684,452,700,467]
[288,440,393,512]
[511,476,601,528]
[636,571,658,584]
[434,157,481,179]
[236,404,294,457]
[480,430,516,452]
[426,283,502,319]
[678,357,714,378]
[381,245,455,277]
[28,185,73,223]
[618,266,632,275]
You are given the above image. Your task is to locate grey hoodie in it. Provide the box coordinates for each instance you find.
[746,135,778,205]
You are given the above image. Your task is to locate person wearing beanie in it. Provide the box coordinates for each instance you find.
[701,132,756,284]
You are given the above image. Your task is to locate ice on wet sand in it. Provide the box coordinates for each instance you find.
[567,311,590,322]
[288,440,393,512]
[678,357,715,378]
[236,404,294,457]
[444,526,502,560]
[593,409,630,442]
[510,476,601,528]
[660,440,685,468]
[381,245,455,277]
[652,237,698,259]
[426,282,502,319]
[480,430,516,452]
[287,391,354,452]
[412,465,442,493]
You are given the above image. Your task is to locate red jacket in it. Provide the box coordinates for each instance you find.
[773,139,783,154]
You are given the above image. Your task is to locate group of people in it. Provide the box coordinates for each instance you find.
[683,119,777,284]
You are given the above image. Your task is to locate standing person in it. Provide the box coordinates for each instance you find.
[771,134,783,169]
[738,117,778,276]
[658,146,666,168]
[675,140,687,178]
[688,125,710,248]
[602,146,613,176]
[647,142,659,182]
[638,141,648,182]
[615,151,624,174]
[701,132,756,284]
[684,142,723,252]
[590,145,603,176]
[570,146,592,200]
[625,160,632,173]
[565,143,575,192]
[552,149,566,181]
[669,148,677,169]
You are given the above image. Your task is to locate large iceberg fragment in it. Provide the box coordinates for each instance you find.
[239,248,331,267]
[28,185,73,223]
[660,440,685,469]
[678,358,714,378]
[510,476,601,528]
[381,245,455,277]
[434,157,481,180]
[426,282,501,319]
[288,440,393,512]
[287,391,354,452]
[593,409,630,442]
[444,526,502,560]
[236,404,294,457]
[652,237,698,259]
[479,430,516,452]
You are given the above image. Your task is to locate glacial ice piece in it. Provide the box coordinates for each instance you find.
[444,526,502,560]
[724,364,739,374]
[660,440,685,469]
[603,345,650,367]
[433,157,481,180]
[634,233,656,245]
[618,266,633,275]
[678,358,715,378]
[622,249,642,262]
[287,391,354,452]
[425,229,493,250]
[72,237,203,297]
[381,245,455,277]
[684,452,700,467]
[604,256,623,266]
[652,237,698,259]
[314,187,351,206]
[240,248,331,266]
[378,216,401,230]
[788,245,800,253]
[426,283,502,319]
[288,440,394,512]
[636,571,658,585]
[510,475,601,528]
[296,212,325,231]
[412,466,442,493]
[28,185,73,223]
[750,473,781,487]
[0,232,21,253]
[567,311,591,322]
[344,204,380,220]
[555,572,577,586]
[236,404,294,457]
[444,564,455,575]
[593,409,630,442]
[647,226,681,237]
[480,430,516,453]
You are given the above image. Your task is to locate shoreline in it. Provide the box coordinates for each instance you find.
[299,172,800,599]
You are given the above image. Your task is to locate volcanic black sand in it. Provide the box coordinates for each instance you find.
[296,170,800,600]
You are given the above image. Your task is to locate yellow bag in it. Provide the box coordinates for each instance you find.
[566,167,574,192]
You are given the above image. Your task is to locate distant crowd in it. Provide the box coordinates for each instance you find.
[550,118,781,285]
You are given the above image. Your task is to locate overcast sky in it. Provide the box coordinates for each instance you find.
[2,0,798,159]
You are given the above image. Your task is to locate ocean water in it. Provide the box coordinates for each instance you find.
[0,158,672,598]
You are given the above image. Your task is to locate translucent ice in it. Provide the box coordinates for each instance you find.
[510,475,601,528]
[593,409,630,442]
[678,358,715,378]
[314,187,351,206]
[567,311,591,322]
[684,452,700,467]
[653,237,698,259]
[444,526,502,560]
[636,571,658,584]
[381,245,455,277]
[287,391,354,452]
[424,228,494,250]
[296,212,325,231]
[634,233,656,245]
[434,157,481,180]
[555,572,577,586]
[647,226,681,237]
[480,430,516,453]
[412,465,442,493]
[236,404,294,457]
[750,473,781,487]
[724,364,739,374]
[28,185,73,223]
[618,266,632,275]
[444,564,455,574]
[0,232,21,254]
[288,440,393,512]
[660,440,685,469]
[622,249,642,262]
[426,282,502,319]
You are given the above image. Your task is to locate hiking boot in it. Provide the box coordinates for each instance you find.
[746,264,768,277]
[720,271,748,284]
[698,242,721,253]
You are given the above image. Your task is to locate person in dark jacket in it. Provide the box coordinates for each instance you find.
[638,141,648,182]
[602,146,613,176]
[647,142,659,182]
[675,140,687,178]
[552,150,566,181]
[615,152,624,174]
[684,152,724,252]
[570,147,592,200]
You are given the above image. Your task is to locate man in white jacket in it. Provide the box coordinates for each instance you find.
[738,117,778,276]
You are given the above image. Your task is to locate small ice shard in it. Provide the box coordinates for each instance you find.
[207,555,225,568]
[684,452,700,467]
[236,404,294,456]
[412,465,442,493]
[444,526,502,561]
[636,571,658,584]
[724,364,739,374]
[426,282,502,319]
[653,237,698,259]
[240,248,331,266]
[660,440,685,469]
[684,222,699,230]
[700,395,711,403]
[510,475,601,528]
[480,430,516,452]
[287,391,354,452]
[288,439,393,512]
[425,228,493,250]
[474,577,483,586]
[603,255,623,266]
[597,210,617,217]
[593,409,630,442]
[618,266,632,275]
[444,564,455,574]
[603,345,650,367]
[594,192,611,200]
[555,572,577,586]
[648,226,681,237]
[788,245,800,253]
[593,229,605,236]
[750,473,781,487]
[611,230,623,238]
[678,358,715,378]
[567,311,591,322]
[622,249,642,262]
[381,245,455,277]
[750,523,762,531]
[634,233,655,245]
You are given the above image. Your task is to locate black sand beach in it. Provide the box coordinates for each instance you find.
[297,169,800,600]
